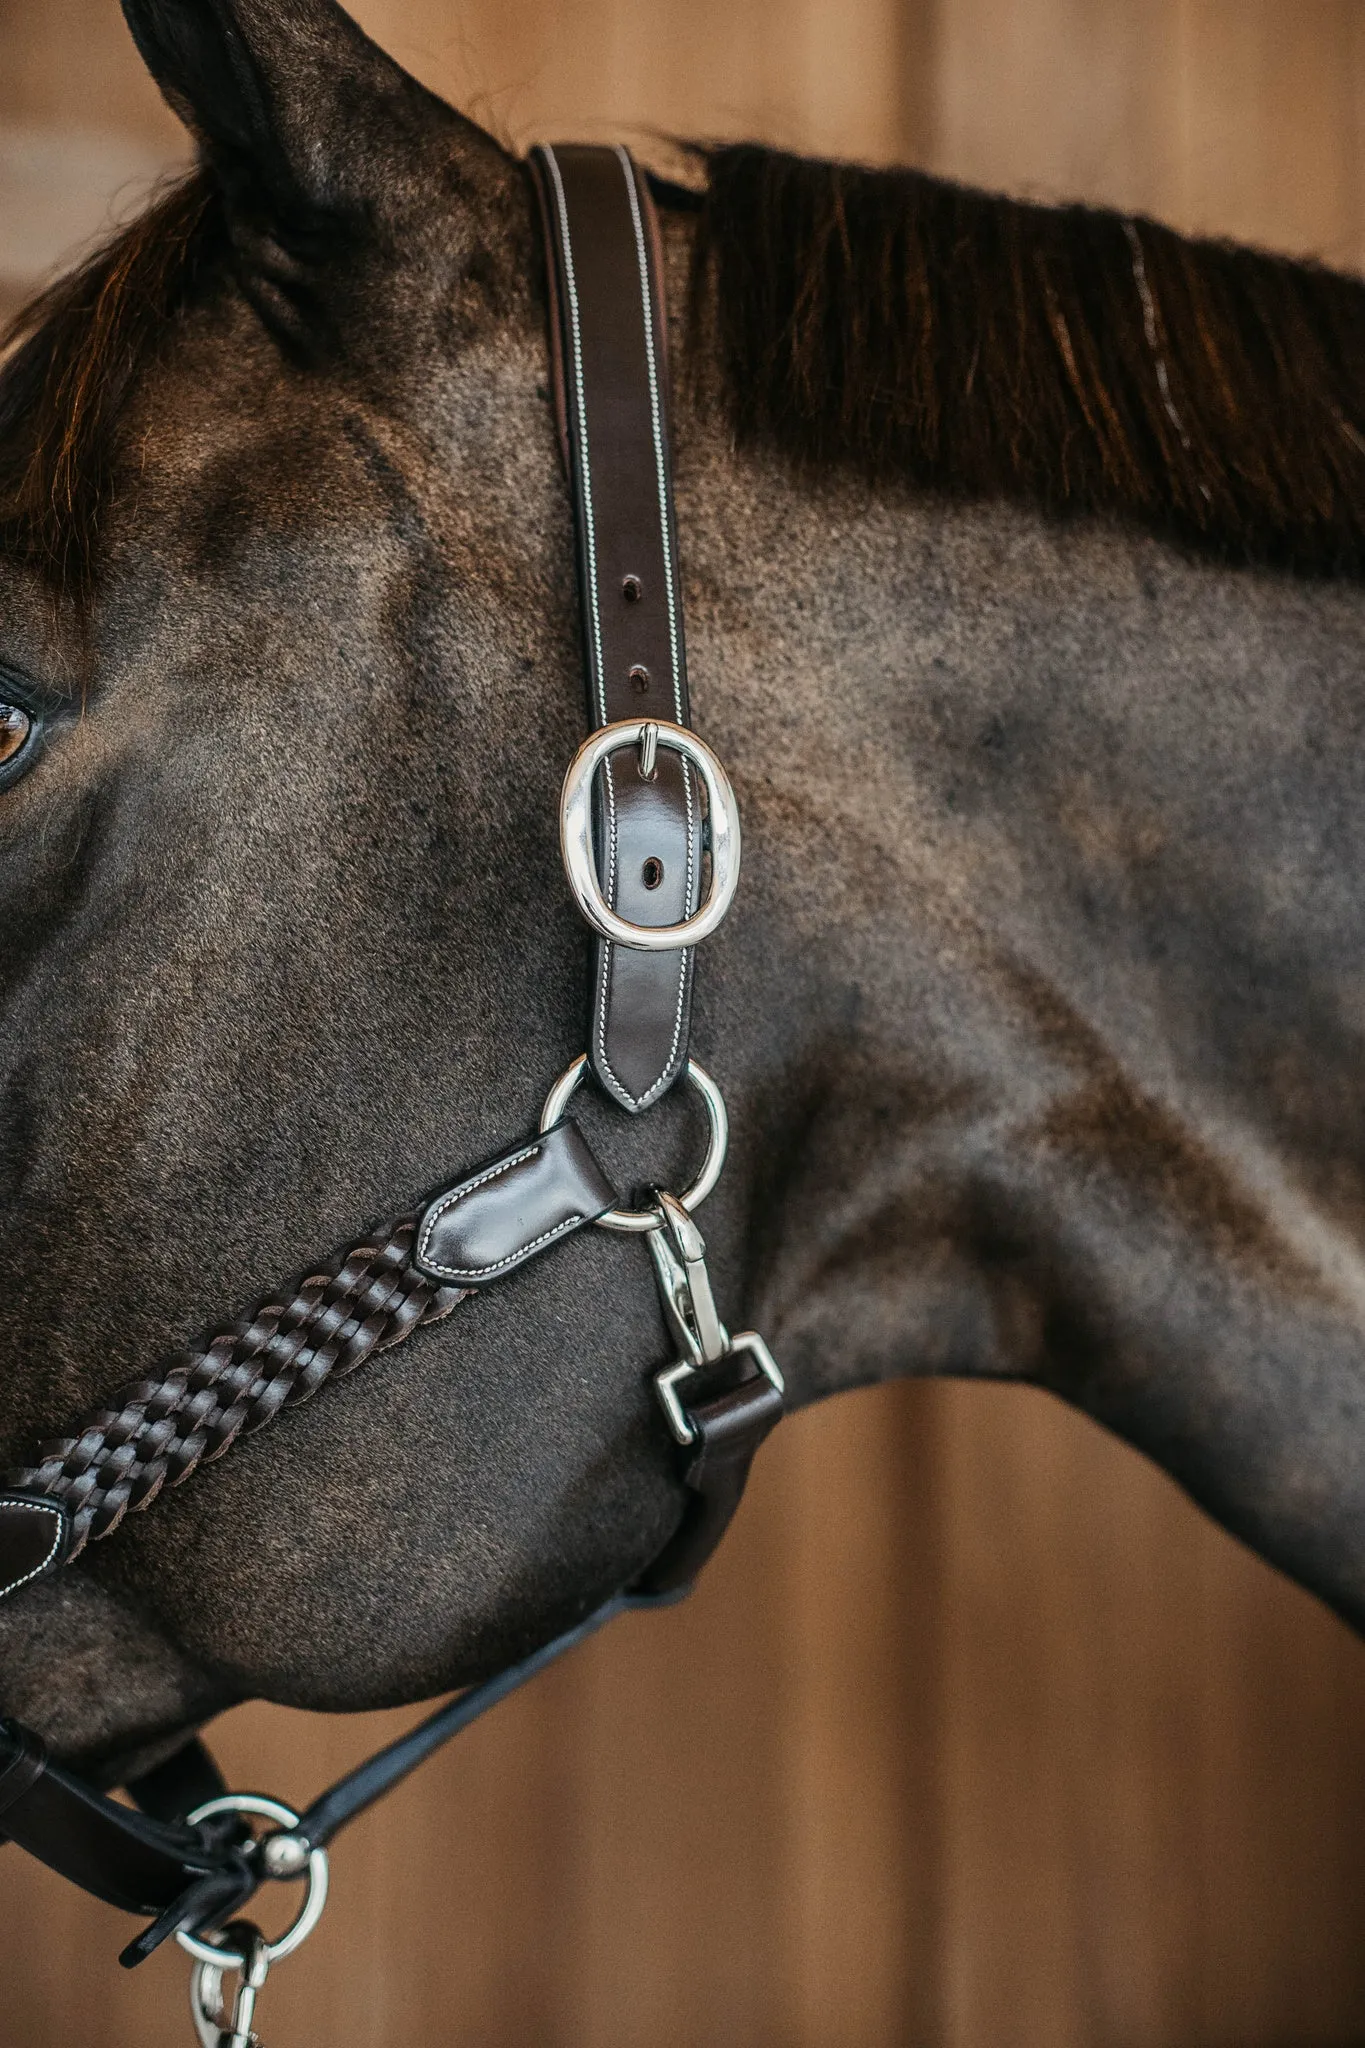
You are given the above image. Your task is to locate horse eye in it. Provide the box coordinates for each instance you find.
[0,704,33,767]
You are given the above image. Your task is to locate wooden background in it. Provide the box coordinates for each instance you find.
[5,2,1365,2043]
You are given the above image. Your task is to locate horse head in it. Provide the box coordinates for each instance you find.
[7,0,1365,1803]
[0,0,746,1768]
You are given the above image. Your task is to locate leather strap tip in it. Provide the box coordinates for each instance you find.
[413,1117,617,1288]
[0,1494,70,1602]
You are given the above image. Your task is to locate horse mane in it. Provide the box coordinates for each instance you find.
[696,145,1365,576]
[7,143,1365,593]
[0,170,221,595]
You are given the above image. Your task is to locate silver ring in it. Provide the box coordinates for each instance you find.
[175,1794,329,1968]
[540,1054,729,1234]
[559,719,742,951]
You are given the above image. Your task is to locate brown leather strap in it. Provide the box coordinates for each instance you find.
[530,144,700,1113]
[635,1359,785,1596]
[2,1127,618,1577]
[5,1219,465,1564]
[414,1117,616,1286]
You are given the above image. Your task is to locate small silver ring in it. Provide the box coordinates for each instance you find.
[175,1794,329,1968]
[540,1055,729,1234]
[559,718,742,951]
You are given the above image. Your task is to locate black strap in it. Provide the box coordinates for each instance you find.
[635,1364,785,1596]
[126,1736,228,1824]
[0,1335,774,1961]
[292,1590,665,1848]
[530,144,700,1113]
[0,1719,254,1942]
[0,1594,676,1962]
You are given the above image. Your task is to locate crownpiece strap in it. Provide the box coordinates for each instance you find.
[530,144,701,1112]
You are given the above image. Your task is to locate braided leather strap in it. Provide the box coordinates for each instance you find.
[6,1221,465,1560]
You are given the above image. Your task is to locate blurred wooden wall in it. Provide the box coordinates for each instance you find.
[6,4,1365,2044]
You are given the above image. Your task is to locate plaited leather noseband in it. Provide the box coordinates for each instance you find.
[0,146,783,2040]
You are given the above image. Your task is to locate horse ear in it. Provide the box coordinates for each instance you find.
[120,0,503,226]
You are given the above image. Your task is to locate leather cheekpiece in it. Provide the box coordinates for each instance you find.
[413,1118,616,1286]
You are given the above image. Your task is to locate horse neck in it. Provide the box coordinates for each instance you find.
[680,296,1365,1632]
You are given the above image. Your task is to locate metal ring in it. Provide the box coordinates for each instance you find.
[175,1794,329,1968]
[540,1054,729,1234]
[559,718,742,951]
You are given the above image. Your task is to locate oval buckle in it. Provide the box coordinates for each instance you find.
[559,718,741,951]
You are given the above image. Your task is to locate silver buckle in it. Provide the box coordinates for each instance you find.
[647,1193,783,1445]
[559,718,742,951]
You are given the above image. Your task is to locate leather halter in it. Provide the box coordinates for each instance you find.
[0,146,783,2009]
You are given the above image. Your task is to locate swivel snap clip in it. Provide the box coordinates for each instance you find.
[647,1191,784,1446]
[190,1921,269,2048]
[179,1794,329,2048]
[648,1190,728,1374]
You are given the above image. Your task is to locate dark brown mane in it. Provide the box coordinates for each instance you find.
[697,146,1365,576]
[0,170,220,595]
[7,144,1365,594]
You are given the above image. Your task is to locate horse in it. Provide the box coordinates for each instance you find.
[5,0,1365,1929]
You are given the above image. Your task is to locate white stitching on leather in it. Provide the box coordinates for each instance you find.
[611,754,694,1110]
[551,145,691,1111]
[542,147,607,723]
[0,1498,64,1596]
[594,919,691,1110]
[596,151,693,1107]
[421,1214,586,1284]
[549,139,648,1111]
[416,1142,542,1270]
[592,754,639,1107]
[617,146,683,718]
